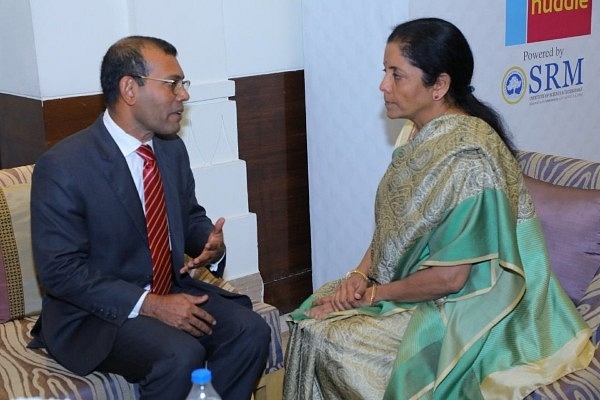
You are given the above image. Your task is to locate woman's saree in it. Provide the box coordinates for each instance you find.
[284,115,593,400]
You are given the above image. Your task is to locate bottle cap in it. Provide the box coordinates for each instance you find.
[191,368,212,384]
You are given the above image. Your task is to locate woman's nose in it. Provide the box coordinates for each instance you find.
[379,78,388,93]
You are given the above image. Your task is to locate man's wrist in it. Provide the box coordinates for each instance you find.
[129,290,149,318]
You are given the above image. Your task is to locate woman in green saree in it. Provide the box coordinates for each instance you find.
[283,18,593,400]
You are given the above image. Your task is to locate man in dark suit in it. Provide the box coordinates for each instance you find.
[29,36,270,400]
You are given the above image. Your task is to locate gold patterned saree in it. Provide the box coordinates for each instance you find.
[283,115,593,400]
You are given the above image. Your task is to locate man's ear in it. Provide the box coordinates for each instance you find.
[119,76,138,106]
[432,73,451,100]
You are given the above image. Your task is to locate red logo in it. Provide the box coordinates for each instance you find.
[528,0,592,42]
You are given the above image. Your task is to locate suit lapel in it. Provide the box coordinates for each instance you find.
[92,121,148,241]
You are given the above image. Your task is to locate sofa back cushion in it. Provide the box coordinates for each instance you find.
[517,150,600,190]
[0,165,40,323]
[517,151,600,307]
[523,174,600,305]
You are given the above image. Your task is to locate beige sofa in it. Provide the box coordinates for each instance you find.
[0,164,284,399]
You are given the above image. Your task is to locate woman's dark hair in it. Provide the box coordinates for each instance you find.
[100,36,178,107]
[388,18,515,150]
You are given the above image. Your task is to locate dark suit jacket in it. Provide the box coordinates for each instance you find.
[29,116,247,375]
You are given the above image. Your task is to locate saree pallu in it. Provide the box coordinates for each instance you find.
[284,115,593,400]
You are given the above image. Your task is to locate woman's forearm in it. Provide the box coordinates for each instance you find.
[375,264,472,303]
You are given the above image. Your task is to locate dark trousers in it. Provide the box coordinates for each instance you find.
[97,292,270,400]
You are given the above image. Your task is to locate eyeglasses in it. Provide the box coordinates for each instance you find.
[132,75,191,94]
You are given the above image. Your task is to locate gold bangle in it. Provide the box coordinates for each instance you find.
[345,269,369,282]
[369,284,378,306]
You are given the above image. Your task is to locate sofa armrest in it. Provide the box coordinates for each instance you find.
[578,272,600,342]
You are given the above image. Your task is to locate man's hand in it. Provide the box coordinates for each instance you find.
[180,217,226,274]
[140,293,216,337]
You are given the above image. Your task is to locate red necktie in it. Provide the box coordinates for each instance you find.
[136,145,172,295]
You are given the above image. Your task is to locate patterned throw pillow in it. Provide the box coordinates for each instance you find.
[0,165,40,323]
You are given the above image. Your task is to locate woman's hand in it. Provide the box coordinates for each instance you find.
[305,275,370,320]
[331,274,368,311]
[304,295,336,320]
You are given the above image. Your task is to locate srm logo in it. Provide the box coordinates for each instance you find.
[502,58,583,104]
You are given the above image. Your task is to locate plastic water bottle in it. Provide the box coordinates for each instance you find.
[185,368,222,400]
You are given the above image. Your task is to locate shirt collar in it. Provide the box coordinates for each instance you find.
[103,110,153,157]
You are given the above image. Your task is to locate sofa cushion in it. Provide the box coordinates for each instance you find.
[0,316,138,399]
[524,175,600,304]
[0,165,40,323]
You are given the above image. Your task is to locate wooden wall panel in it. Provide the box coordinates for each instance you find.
[0,93,104,168]
[233,71,313,313]
[43,95,105,149]
[0,94,45,168]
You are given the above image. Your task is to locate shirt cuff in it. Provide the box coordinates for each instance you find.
[209,251,226,271]
[128,290,150,319]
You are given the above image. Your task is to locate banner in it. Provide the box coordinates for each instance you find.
[506,0,592,45]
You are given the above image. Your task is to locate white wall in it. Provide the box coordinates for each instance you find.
[0,0,40,98]
[30,0,130,98]
[303,1,600,288]
[0,0,304,282]
[302,1,409,287]
[0,0,304,99]
[224,0,304,77]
